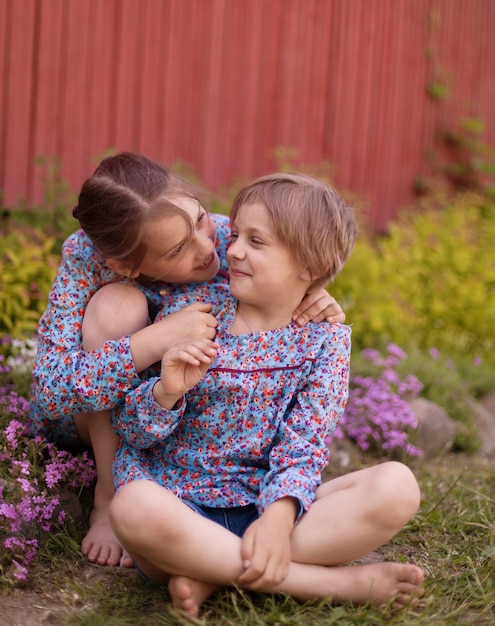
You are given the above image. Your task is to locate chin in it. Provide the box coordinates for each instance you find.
[228,283,242,299]
[202,259,220,280]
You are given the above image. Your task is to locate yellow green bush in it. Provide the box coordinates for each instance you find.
[331,191,495,369]
[0,228,59,337]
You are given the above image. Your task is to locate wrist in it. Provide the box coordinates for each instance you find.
[265,497,298,528]
[152,381,183,410]
[130,327,161,372]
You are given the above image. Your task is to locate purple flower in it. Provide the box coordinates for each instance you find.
[0,395,96,585]
[11,560,29,581]
[430,347,441,359]
[328,344,423,457]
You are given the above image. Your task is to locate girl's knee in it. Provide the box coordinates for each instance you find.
[385,461,420,498]
[375,461,421,521]
[110,481,173,540]
[110,482,149,537]
[82,283,149,349]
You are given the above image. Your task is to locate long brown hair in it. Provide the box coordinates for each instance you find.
[73,152,206,275]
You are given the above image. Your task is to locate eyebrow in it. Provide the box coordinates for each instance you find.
[196,203,205,222]
[232,220,271,238]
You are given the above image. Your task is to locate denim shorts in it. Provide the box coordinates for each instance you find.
[183,501,259,537]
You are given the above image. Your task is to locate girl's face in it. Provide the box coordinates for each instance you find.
[227,202,310,309]
[137,196,220,283]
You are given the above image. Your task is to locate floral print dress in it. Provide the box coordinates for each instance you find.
[112,284,351,517]
[29,214,230,447]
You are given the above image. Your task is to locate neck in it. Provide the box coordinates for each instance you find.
[234,302,294,334]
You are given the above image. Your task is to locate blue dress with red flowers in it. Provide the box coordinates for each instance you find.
[28,214,230,446]
[112,283,351,517]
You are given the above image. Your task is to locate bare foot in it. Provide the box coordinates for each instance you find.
[366,563,425,608]
[120,550,134,568]
[291,562,424,608]
[81,504,129,567]
[169,575,219,618]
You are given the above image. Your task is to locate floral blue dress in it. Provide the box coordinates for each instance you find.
[29,214,230,447]
[112,284,351,517]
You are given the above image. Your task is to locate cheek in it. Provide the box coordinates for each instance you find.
[206,214,216,236]
[162,257,189,276]
[226,241,236,260]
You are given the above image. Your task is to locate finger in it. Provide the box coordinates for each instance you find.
[183,301,213,313]
[198,338,221,351]
[240,529,254,568]
[293,313,308,327]
[302,308,326,324]
[240,555,278,589]
[300,291,323,307]
[293,294,328,324]
[296,296,344,325]
[204,315,218,329]
[200,312,218,336]
[238,559,264,585]
[326,311,346,323]
[239,543,268,585]
[176,343,218,365]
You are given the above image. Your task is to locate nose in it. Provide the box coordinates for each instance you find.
[227,236,245,260]
[195,229,214,258]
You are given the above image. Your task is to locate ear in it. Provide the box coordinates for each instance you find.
[106,258,140,279]
[299,267,314,283]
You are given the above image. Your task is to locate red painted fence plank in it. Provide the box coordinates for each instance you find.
[0,0,494,231]
[2,0,36,203]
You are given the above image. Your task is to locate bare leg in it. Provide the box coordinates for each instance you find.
[79,409,124,565]
[290,461,422,564]
[78,283,150,566]
[110,467,424,617]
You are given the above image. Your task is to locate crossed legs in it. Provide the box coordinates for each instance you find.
[110,462,425,616]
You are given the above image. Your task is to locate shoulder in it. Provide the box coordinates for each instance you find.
[211,213,230,230]
[183,282,231,305]
[326,322,352,341]
[59,230,118,287]
[157,282,232,318]
[62,229,100,262]
[303,321,352,351]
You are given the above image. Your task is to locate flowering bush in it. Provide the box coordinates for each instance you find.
[329,344,424,457]
[0,349,96,586]
[4,336,39,398]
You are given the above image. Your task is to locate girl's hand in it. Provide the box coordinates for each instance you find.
[292,289,345,326]
[238,499,296,590]
[155,302,218,343]
[153,338,220,408]
[130,302,217,372]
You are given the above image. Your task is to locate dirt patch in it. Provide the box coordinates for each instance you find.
[0,592,71,626]
[0,561,142,626]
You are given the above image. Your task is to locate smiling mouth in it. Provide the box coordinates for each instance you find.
[229,267,249,277]
[197,253,214,270]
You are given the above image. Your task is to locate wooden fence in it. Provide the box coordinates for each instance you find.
[1,0,494,229]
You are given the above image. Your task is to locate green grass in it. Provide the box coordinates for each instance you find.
[2,454,494,625]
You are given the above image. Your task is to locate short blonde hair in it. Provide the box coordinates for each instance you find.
[230,172,357,286]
